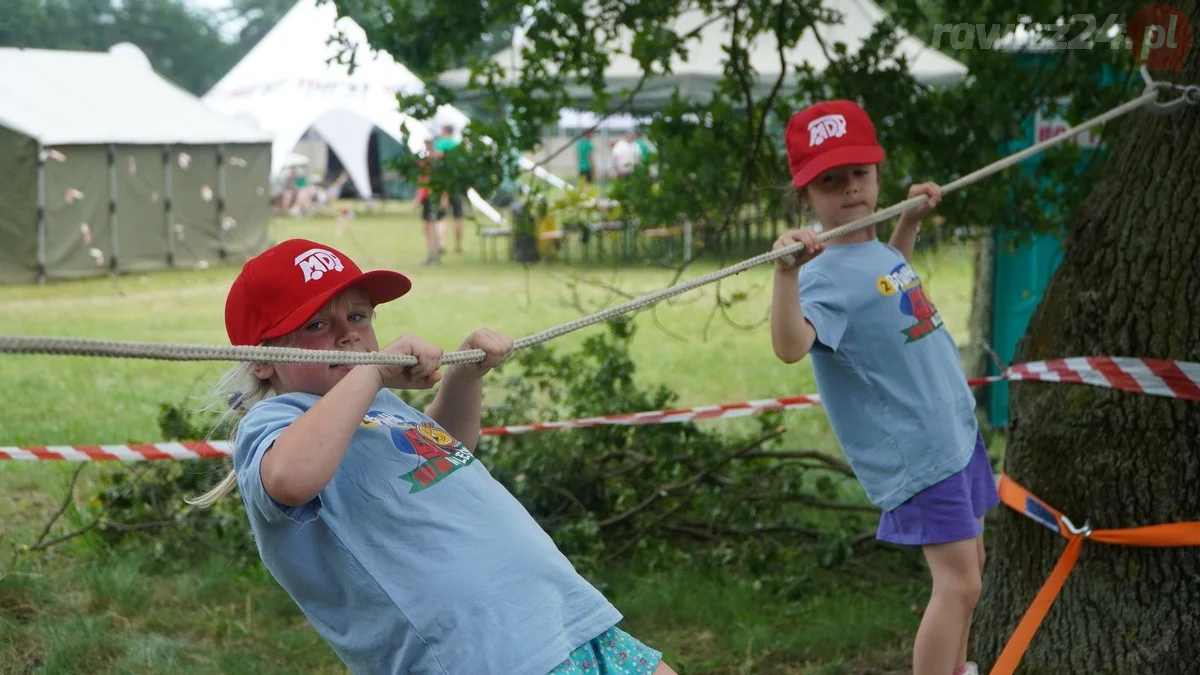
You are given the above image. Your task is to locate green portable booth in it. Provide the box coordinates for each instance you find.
[0,47,275,284]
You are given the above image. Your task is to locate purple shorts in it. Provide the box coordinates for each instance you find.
[876,432,1000,547]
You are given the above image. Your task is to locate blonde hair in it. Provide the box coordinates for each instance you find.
[187,288,375,508]
[186,361,277,507]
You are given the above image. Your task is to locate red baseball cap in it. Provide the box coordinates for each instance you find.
[785,100,886,188]
[225,239,412,346]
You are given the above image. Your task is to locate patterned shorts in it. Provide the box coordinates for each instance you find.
[548,626,663,675]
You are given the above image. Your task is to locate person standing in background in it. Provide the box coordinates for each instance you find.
[610,131,640,179]
[433,126,466,254]
[415,139,442,267]
[576,130,595,184]
[634,130,655,164]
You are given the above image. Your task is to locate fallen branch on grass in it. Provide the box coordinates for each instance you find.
[597,426,788,529]
[743,493,880,514]
[667,520,823,540]
[27,518,102,552]
[22,462,189,555]
[737,450,855,477]
[30,463,87,551]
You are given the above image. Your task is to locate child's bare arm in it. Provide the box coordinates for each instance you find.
[889,182,943,263]
[770,229,823,364]
[261,366,387,506]
[260,336,443,507]
[772,269,818,363]
[888,217,921,264]
[425,329,513,451]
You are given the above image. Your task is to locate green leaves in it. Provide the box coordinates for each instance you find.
[477,319,878,579]
[340,0,1148,259]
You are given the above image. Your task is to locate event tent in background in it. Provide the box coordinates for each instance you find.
[203,0,469,200]
[438,0,969,110]
[0,45,274,285]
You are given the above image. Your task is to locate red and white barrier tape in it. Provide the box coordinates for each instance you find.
[482,393,824,436]
[0,441,231,462]
[2,357,1195,461]
[1005,356,1200,400]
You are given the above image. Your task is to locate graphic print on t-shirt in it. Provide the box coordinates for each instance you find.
[361,411,476,492]
[875,262,944,343]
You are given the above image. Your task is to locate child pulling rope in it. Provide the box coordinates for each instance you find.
[194,238,680,675]
[771,99,991,675]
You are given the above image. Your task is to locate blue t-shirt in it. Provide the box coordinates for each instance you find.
[233,389,621,674]
[798,240,978,511]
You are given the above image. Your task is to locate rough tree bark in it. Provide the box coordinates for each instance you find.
[974,4,1200,672]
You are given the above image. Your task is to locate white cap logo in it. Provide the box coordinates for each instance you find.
[808,114,848,147]
[294,248,344,282]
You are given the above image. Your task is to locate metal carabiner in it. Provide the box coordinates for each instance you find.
[1060,515,1093,538]
[1141,65,1199,116]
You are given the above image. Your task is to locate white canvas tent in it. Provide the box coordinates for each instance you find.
[557,109,648,131]
[0,45,274,283]
[203,0,468,199]
[439,0,968,110]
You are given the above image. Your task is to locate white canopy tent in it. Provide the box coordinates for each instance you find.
[203,0,468,198]
[439,0,968,110]
[557,109,649,132]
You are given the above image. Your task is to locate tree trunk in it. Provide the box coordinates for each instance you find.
[965,230,996,419]
[973,4,1200,671]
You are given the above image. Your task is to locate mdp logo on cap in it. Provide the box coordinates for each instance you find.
[1129,4,1193,71]
[294,247,345,282]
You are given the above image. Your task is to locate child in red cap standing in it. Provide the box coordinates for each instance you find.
[194,239,677,675]
[770,101,998,675]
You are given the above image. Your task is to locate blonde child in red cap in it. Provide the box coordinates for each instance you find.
[770,101,998,675]
[194,239,677,675]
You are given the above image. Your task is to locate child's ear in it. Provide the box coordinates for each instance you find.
[253,363,275,380]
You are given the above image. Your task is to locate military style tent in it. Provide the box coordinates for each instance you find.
[0,45,275,284]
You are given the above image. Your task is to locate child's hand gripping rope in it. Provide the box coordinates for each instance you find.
[897,182,943,227]
[371,334,445,390]
[446,328,514,381]
[772,227,825,273]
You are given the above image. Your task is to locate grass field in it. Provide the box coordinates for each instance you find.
[0,204,983,673]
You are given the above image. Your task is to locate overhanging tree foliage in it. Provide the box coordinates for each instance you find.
[336,0,1149,258]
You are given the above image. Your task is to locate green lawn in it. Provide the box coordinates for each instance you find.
[0,205,978,449]
[0,204,982,673]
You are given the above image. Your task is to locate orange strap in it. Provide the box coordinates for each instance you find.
[991,474,1200,675]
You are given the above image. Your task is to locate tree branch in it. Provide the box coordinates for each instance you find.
[22,462,180,558]
[717,296,770,332]
[562,272,698,343]
[27,518,102,553]
[738,449,855,477]
[526,7,737,169]
[602,493,696,564]
[532,481,592,515]
[597,426,788,529]
[744,493,879,514]
[668,520,823,540]
[31,463,87,550]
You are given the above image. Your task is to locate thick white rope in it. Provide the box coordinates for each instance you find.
[0,88,1177,368]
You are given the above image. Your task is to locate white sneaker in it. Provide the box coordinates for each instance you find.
[962,664,980,675]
